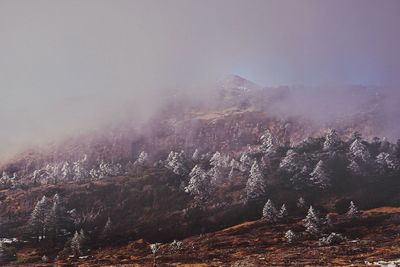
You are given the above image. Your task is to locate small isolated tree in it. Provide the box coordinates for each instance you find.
[70,231,82,257]
[245,161,266,201]
[309,160,331,189]
[262,199,278,223]
[150,243,161,267]
[323,129,341,151]
[303,206,320,235]
[284,230,296,243]
[185,165,211,202]
[279,204,288,220]
[346,201,360,218]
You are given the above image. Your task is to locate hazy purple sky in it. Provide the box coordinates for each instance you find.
[0,0,400,158]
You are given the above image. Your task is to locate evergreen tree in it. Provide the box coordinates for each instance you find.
[279,150,300,174]
[210,151,222,167]
[260,130,278,155]
[165,151,187,175]
[70,231,82,257]
[245,161,266,201]
[350,139,371,163]
[279,204,288,219]
[239,152,252,172]
[134,151,149,167]
[284,230,296,243]
[192,149,200,161]
[346,201,360,218]
[44,202,58,239]
[61,162,73,181]
[303,206,320,235]
[376,152,400,175]
[309,160,331,189]
[323,129,341,151]
[185,165,211,201]
[150,243,161,266]
[262,199,278,222]
[29,196,51,241]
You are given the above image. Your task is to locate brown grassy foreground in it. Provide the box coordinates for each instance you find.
[8,207,395,266]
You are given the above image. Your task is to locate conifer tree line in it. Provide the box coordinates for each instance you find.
[2,129,400,207]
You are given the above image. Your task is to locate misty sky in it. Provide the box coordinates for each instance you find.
[1,0,400,159]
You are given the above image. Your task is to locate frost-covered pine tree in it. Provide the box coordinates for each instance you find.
[210,151,222,167]
[72,158,88,181]
[239,152,252,172]
[89,167,100,179]
[262,199,278,222]
[279,150,300,174]
[150,243,161,266]
[192,149,200,161]
[208,152,224,185]
[350,139,371,163]
[44,194,61,239]
[29,196,51,241]
[209,165,224,185]
[323,129,341,151]
[279,204,288,219]
[245,161,266,201]
[134,151,149,167]
[284,230,296,243]
[303,206,320,235]
[71,231,82,257]
[185,165,211,201]
[309,160,331,189]
[346,201,360,218]
[165,151,187,175]
[61,162,73,181]
[0,171,12,188]
[260,130,278,155]
[376,152,400,174]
